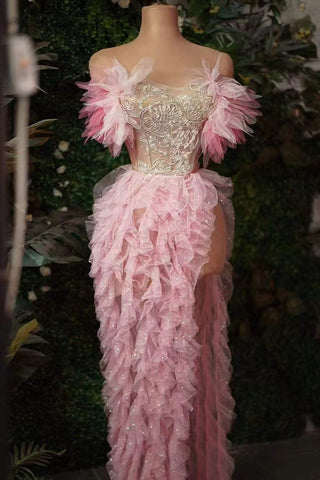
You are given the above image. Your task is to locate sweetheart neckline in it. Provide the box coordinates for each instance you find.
[105,53,224,91]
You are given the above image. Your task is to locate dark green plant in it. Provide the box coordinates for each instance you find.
[7,208,89,267]
[9,0,320,471]
[6,119,57,174]
[8,441,65,480]
[6,305,48,390]
[6,299,66,479]
[6,19,69,478]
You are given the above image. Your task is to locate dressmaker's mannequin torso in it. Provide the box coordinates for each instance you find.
[76,6,261,478]
[89,4,234,86]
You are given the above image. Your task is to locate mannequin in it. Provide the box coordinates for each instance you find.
[89,4,234,87]
[76,5,262,479]
[88,3,233,276]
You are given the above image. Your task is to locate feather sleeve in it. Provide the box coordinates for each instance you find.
[198,56,263,168]
[75,56,154,157]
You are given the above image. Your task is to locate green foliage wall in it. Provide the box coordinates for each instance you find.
[9,0,320,473]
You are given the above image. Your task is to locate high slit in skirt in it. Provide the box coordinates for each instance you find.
[85,163,237,480]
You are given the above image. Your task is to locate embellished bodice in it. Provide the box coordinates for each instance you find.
[76,54,262,175]
[120,81,216,175]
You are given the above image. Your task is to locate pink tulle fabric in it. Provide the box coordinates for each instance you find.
[193,57,263,168]
[85,164,236,480]
[75,57,154,157]
[75,54,262,168]
[76,54,262,480]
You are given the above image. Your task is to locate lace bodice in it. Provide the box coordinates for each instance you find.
[76,54,262,175]
[120,81,215,175]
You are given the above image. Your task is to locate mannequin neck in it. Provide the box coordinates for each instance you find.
[136,4,184,42]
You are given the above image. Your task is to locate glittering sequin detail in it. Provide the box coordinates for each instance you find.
[120,82,216,176]
[85,165,237,480]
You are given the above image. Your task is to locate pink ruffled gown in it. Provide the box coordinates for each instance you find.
[75,52,262,480]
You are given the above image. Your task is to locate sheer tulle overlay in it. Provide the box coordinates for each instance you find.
[76,52,262,480]
[85,164,236,480]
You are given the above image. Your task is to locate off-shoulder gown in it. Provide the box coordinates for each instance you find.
[75,52,262,480]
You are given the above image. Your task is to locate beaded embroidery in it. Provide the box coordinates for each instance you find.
[120,81,216,176]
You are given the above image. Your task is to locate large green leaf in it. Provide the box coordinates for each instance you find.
[22,249,49,268]
[7,207,90,265]
[8,441,66,480]
[8,349,48,390]
[7,319,41,364]
[6,309,49,389]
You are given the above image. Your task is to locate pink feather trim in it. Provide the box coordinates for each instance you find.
[75,57,154,157]
[197,58,263,168]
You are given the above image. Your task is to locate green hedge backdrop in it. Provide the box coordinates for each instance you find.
[8,0,320,474]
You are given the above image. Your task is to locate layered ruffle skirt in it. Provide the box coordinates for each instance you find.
[85,164,237,480]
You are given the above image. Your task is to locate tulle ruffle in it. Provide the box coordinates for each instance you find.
[85,164,236,480]
[75,57,154,157]
[192,57,263,168]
